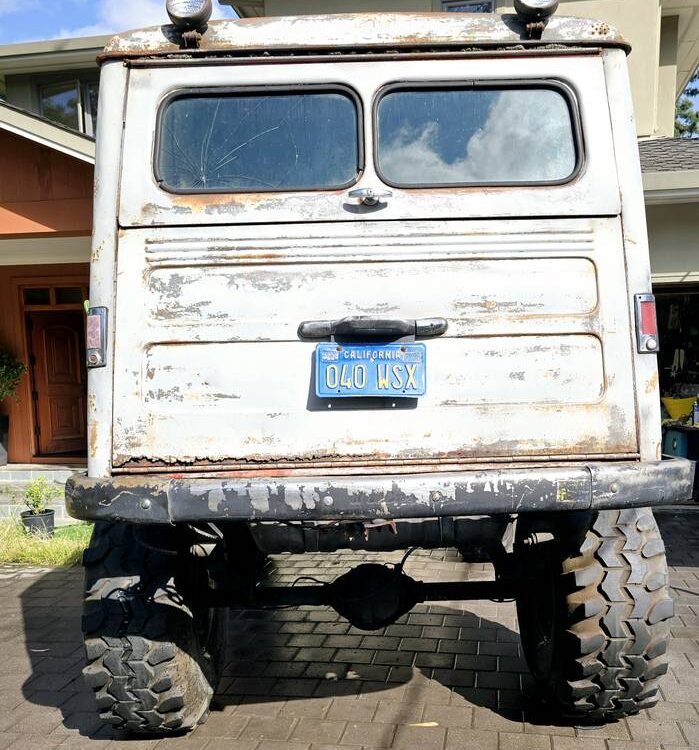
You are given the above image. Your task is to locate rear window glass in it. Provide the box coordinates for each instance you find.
[376,84,579,186]
[157,89,361,192]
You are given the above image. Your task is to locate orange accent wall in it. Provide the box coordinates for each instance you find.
[0,130,94,238]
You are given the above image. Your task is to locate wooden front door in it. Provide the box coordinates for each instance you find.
[28,311,87,456]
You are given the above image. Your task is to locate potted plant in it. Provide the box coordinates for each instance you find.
[0,348,27,467]
[21,476,61,536]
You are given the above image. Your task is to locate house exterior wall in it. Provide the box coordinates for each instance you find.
[0,131,93,463]
[4,74,34,111]
[0,130,93,238]
[647,203,699,284]
[658,14,679,138]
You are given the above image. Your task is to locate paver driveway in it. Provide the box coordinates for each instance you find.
[1,508,698,750]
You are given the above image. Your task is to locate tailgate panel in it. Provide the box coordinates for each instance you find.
[112,218,638,468]
[144,335,603,411]
[147,257,597,335]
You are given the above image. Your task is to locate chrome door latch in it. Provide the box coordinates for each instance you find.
[346,187,393,206]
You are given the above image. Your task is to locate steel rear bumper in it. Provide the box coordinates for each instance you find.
[65,457,695,524]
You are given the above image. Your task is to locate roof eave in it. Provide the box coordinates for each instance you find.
[643,169,699,205]
[0,102,95,164]
[0,35,109,75]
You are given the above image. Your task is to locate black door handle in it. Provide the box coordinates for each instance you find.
[298,316,448,340]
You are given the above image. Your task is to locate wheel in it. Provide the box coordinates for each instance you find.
[515,508,673,721]
[81,522,227,735]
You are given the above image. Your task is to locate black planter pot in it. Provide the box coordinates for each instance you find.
[21,509,55,537]
[0,414,8,467]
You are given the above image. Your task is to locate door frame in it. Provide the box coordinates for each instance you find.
[14,272,89,464]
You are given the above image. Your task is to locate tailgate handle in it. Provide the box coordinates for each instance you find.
[298,316,448,340]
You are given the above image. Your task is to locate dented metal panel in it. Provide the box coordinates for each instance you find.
[118,56,620,228]
[112,217,637,468]
[96,42,657,481]
[99,14,629,63]
[65,458,695,525]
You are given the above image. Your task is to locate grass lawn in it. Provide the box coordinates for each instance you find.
[0,518,93,567]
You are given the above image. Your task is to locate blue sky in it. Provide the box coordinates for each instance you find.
[0,0,237,45]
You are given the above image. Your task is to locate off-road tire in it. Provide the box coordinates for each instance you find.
[82,522,227,735]
[515,508,673,721]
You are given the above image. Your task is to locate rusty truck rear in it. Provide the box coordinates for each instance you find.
[69,1,694,736]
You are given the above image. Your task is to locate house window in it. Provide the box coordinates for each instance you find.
[39,81,80,131]
[442,0,494,11]
[39,79,99,135]
[84,82,99,136]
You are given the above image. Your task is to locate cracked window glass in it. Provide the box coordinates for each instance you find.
[157,90,360,192]
[377,86,577,186]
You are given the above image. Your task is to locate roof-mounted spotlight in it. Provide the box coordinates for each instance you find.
[513,0,559,21]
[166,0,213,31]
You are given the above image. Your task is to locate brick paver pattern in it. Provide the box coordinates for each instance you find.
[0,509,698,749]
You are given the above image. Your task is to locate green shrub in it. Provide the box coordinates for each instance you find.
[24,476,63,515]
[0,349,26,402]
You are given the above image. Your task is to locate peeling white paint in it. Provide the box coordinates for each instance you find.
[248,485,271,513]
[99,43,651,473]
[207,488,225,512]
[100,14,628,60]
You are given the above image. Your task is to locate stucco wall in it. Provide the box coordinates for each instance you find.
[647,203,699,284]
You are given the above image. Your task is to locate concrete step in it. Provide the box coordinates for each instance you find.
[0,467,75,484]
[0,484,31,503]
[0,482,65,501]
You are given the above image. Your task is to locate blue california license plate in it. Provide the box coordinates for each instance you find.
[315,343,426,398]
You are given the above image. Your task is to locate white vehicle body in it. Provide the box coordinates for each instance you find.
[73,10,695,734]
[68,12,693,524]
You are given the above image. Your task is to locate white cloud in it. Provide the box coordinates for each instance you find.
[380,90,576,184]
[56,0,232,39]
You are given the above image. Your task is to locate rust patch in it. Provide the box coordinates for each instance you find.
[89,421,99,460]
[98,13,630,64]
[113,446,641,476]
[645,372,659,395]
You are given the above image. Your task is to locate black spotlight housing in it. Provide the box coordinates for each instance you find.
[513,0,559,20]
[166,0,213,30]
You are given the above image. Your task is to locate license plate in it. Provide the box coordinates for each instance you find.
[315,343,426,398]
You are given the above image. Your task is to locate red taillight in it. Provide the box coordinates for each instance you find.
[640,300,657,336]
[86,307,108,368]
[635,294,659,353]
